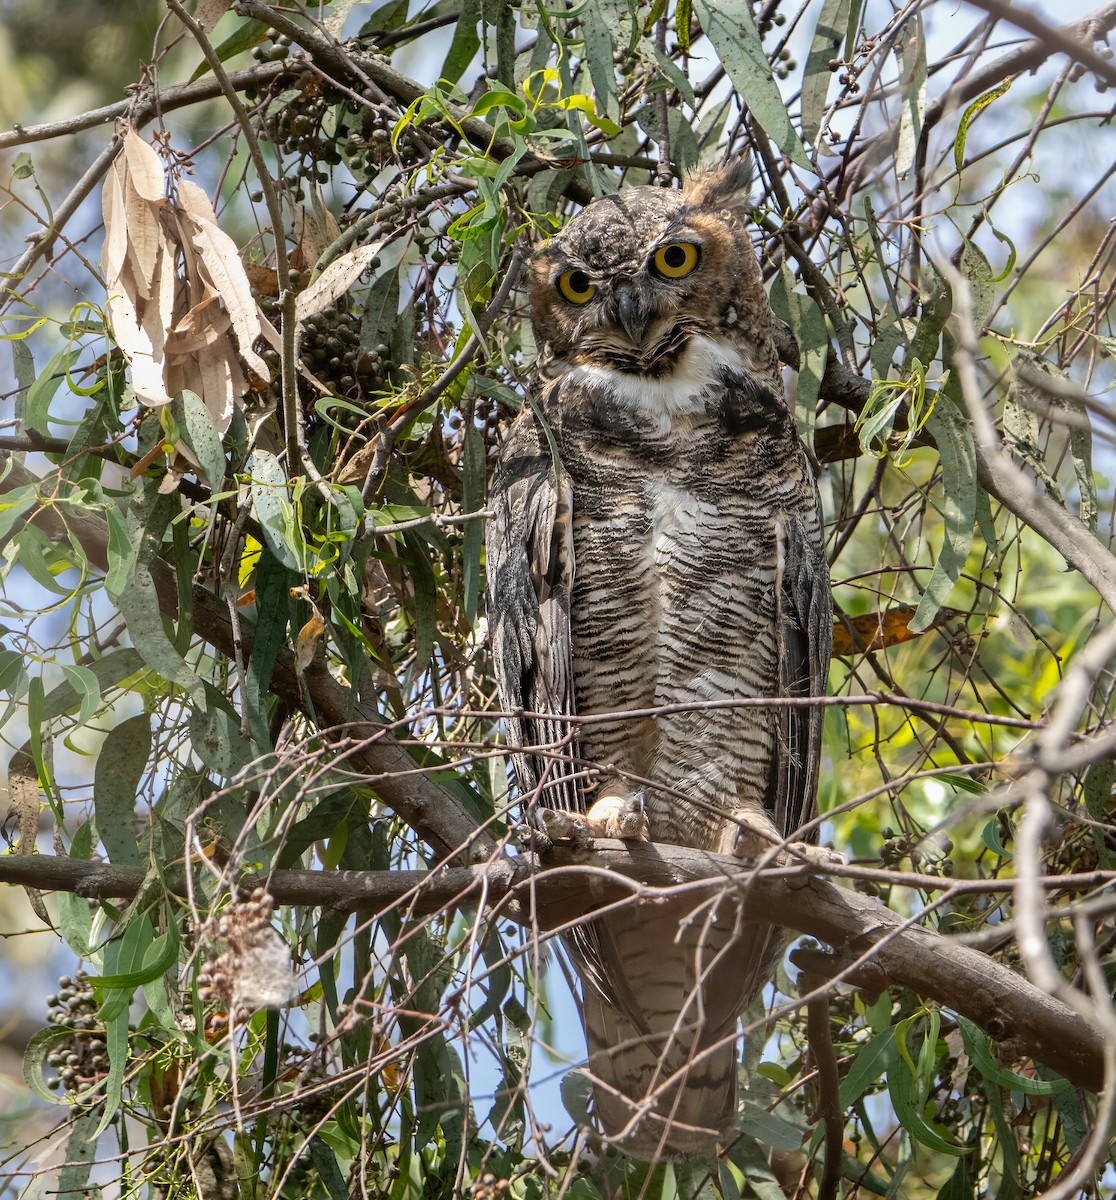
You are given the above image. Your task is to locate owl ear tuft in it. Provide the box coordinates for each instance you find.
[682,158,754,218]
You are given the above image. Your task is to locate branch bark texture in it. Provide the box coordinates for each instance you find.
[0,843,1104,1094]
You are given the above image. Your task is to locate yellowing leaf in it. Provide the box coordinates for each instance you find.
[832,605,961,656]
[295,610,326,675]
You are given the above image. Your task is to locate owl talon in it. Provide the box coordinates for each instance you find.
[788,843,846,870]
[585,791,651,841]
[729,817,770,861]
[535,807,593,847]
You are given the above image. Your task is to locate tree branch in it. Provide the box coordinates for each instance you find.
[0,843,1104,1094]
[775,327,1116,616]
[0,452,495,864]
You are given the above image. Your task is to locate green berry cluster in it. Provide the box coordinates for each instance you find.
[262,77,346,180]
[302,306,365,396]
[880,827,955,876]
[443,398,502,461]
[44,973,109,1093]
[757,9,795,78]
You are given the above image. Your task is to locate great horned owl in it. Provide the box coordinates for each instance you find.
[486,162,832,1158]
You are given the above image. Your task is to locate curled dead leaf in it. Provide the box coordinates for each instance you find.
[832,605,962,657]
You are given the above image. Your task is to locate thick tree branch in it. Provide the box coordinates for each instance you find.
[0,843,1105,1094]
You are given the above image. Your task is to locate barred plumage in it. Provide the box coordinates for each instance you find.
[487,162,832,1157]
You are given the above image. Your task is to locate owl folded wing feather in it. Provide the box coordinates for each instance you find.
[486,406,583,816]
[773,508,833,841]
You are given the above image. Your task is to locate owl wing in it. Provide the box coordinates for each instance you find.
[772,502,833,841]
[486,402,583,815]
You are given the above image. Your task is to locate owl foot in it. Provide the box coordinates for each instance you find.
[785,842,846,884]
[584,790,650,841]
[727,815,778,861]
[535,807,594,848]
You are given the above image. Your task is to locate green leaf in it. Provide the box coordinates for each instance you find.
[189,690,256,779]
[23,1027,78,1105]
[958,239,996,331]
[909,398,976,632]
[116,491,205,696]
[23,348,71,436]
[581,6,620,122]
[90,996,130,1137]
[245,547,290,750]
[59,663,101,729]
[356,243,402,368]
[308,1136,349,1200]
[42,649,145,722]
[404,529,437,667]
[559,1069,594,1126]
[171,389,226,491]
[0,648,29,730]
[954,79,1011,178]
[890,1013,966,1156]
[839,1025,897,1109]
[725,1133,787,1200]
[893,13,926,178]
[95,714,151,869]
[94,916,179,993]
[11,336,35,395]
[189,17,271,81]
[693,0,809,167]
[56,821,95,956]
[461,420,485,627]
[57,1106,101,1200]
[957,1016,1070,1096]
[801,0,850,146]
[440,0,480,84]
[250,449,303,572]
[0,483,37,545]
[936,1149,977,1200]
[104,502,134,600]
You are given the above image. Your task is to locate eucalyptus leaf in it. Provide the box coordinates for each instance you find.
[801,0,850,146]
[93,713,151,868]
[693,0,809,167]
[910,398,976,632]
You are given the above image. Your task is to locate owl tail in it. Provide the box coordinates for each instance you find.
[575,896,782,1159]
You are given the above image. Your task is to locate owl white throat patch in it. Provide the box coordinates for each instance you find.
[568,333,750,433]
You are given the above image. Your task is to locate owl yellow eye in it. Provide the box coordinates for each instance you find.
[652,242,701,279]
[557,269,597,305]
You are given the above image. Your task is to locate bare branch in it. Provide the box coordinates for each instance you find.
[0,843,1105,1093]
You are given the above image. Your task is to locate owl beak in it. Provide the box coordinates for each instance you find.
[616,286,649,346]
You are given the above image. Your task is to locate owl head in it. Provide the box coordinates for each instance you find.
[527,161,772,376]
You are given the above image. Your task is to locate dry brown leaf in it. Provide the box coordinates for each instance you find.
[105,259,172,405]
[121,175,168,303]
[295,241,385,323]
[122,129,167,205]
[292,204,342,272]
[832,605,962,656]
[166,288,232,355]
[193,0,233,32]
[177,179,270,382]
[8,750,51,924]
[101,158,129,287]
[245,262,279,297]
